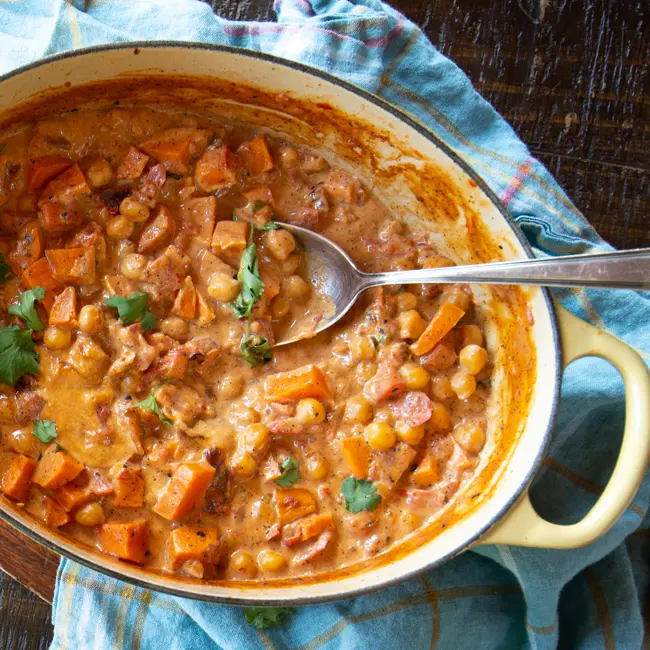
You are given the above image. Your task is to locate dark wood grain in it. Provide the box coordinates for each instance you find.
[1,0,649,646]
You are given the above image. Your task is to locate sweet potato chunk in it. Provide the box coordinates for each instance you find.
[181,196,216,246]
[7,221,44,272]
[99,520,148,564]
[116,146,149,180]
[139,128,211,175]
[1,454,37,501]
[46,247,95,285]
[211,220,249,258]
[39,163,91,205]
[169,525,221,569]
[195,292,215,326]
[28,156,73,193]
[237,135,275,176]
[111,466,144,509]
[412,454,442,488]
[340,436,370,479]
[69,222,107,262]
[153,461,215,521]
[410,302,465,356]
[194,145,238,193]
[171,276,197,320]
[25,490,71,527]
[38,199,84,233]
[21,258,64,311]
[138,205,175,254]
[298,513,335,542]
[33,447,84,490]
[275,488,317,525]
[265,365,332,403]
[49,286,77,329]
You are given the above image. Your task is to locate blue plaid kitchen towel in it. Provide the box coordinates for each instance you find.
[0,1,646,649]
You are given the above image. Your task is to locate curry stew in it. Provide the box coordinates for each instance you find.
[0,106,495,581]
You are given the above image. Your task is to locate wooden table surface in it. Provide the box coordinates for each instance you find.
[1,0,648,647]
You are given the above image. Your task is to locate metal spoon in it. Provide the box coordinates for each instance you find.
[275,223,650,346]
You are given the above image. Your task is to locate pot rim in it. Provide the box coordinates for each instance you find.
[0,42,562,604]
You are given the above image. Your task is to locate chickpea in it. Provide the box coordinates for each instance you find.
[450,371,477,400]
[306,454,329,480]
[399,363,430,390]
[278,146,299,167]
[459,324,483,348]
[400,510,420,530]
[419,254,455,269]
[116,240,136,259]
[430,401,452,430]
[86,157,114,189]
[74,502,105,527]
[230,550,257,576]
[282,275,311,301]
[44,326,72,350]
[459,344,488,375]
[119,253,147,281]
[17,193,38,213]
[181,559,205,579]
[257,549,287,572]
[244,423,270,453]
[119,196,150,222]
[453,423,486,454]
[280,252,301,275]
[8,428,37,456]
[344,396,373,424]
[264,229,296,261]
[231,452,257,477]
[217,375,244,400]
[230,405,261,425]
[355,361,377,383]
[349,336,375,361]
[397,310,427,340]
[374,408,394,425]
[296,398,326,424]
[271,296,290,319]
[78,305,104,335]
[390,257,415,272]
[0,394,15,423]
[444,288,471,312]
[432,376,455,401]
[106,215,135,239]
[207,272,240,302]
[364,421,397,451]
[395,421,425,446]
[250,499,276,524]
[396,291,417,312]
[160,316,189,340]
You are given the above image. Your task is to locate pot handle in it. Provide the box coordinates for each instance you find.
[478,303,650,548]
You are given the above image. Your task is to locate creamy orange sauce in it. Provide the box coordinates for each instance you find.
[0,82,536,586]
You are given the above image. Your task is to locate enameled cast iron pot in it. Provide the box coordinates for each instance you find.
[0,44,648,604]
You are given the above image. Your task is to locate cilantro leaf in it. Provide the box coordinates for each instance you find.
[244,607,293,629]
[8,287,46,331]
[0,144,6,156]
[0,253,12,284]
[33,419,57,443]
[341,477,381,513]
[134,384,172,425]
[240,334,272,367]
[105,292,156,330]
[0,325,40,386]
[231,241,265,319]
[258,221,280,231]
[274,456,300,488]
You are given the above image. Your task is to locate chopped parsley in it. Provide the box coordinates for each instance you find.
[341,477,381,513]
[230,235,265,319]
[134,384,172,425]
[105,292,156,331]
[240,334,272,367]
[0,253,12,284]
[33,419,57,443]
[274,456,300,488]
[8,287,46,331]
[244,607,293,629]
[0,325,40,386]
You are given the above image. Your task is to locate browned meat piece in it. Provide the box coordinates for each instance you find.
[131,163,167,207]
[389,391,433,427]
[68,222,107,262]
[141,245,189,300]
[97,187,131,215]
[107,323,157,378]
[202,447,232,514]
[156,383,206,426]
[138,205,175,254]
[14,390,45,425]
[363,343,408,403]
[292,530,335,565]
[369,442,417,495]
[115,399,144,455]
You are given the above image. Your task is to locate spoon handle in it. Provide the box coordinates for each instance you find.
[358,247,650,291]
